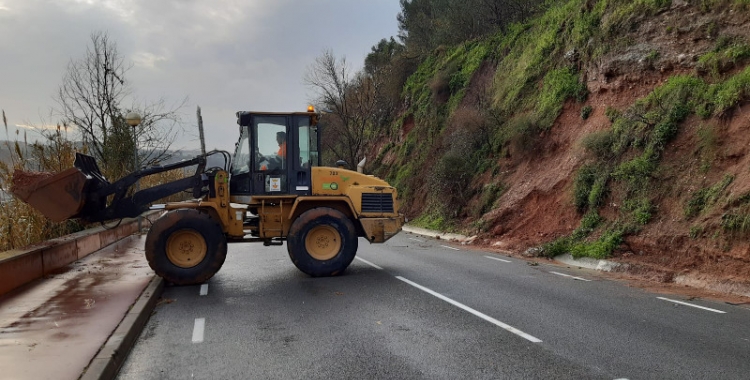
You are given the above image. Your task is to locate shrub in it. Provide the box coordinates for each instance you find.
[582,130,615,160]
[696,37,750,77]
[570,229,623,259]
[411,208,451,231]
[574,164,610,212]
[542,237,573,258]
[613,153,657,191]
[572,211,602,240]
[495,114,543,156]
[709,66,750,116]
[429,70,451,104]
[429,152,474,216]
[631,199,654,225]
[605,107,622,122]
[581,105,593,120]
[689,225,702,239]
[477,182,506,217]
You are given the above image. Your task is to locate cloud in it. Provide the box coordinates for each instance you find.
[0,0,401,151]
[132,51,167,69]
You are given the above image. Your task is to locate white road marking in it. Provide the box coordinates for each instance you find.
[549,271,592,282]
[396,276,542,343]
[657,297,726,314]
[355,257,383,270]
[199,284,208,296]
[440,245,460,251]
[485,256,512,263]
[192,318,205,343]
[409,237,425,242]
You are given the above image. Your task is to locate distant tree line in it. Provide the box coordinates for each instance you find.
[397,0,545,55]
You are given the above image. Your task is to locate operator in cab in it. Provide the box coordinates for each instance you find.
[276,131,287,157]
[260,131,287,171]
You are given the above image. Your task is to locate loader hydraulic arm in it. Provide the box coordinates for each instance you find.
[74,151,230,222]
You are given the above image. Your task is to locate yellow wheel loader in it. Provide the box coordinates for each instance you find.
[11,108,403,285]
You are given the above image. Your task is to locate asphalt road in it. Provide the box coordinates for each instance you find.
[117,232,750,380]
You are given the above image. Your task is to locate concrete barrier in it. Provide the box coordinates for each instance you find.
[0,213,159,297]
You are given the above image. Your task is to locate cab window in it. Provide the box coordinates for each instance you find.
[297,116,319,169]
[255,116,287,171]
[231,127,250,175]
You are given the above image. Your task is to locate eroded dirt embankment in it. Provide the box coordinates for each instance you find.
[475,3,750,292]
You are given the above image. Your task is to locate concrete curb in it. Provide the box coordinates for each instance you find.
[554,253,623,272]
[80,275,165,380]
[403,226,750,299]
[0,212,159,297]
[402,225,469,242]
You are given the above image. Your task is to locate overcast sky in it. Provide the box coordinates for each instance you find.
[0,0,401,152]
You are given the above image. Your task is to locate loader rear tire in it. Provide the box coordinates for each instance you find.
[145,209,227,285]
[287,207,358,277]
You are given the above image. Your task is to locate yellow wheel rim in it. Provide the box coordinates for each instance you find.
[166,230,207,268]
[305,225,341,261]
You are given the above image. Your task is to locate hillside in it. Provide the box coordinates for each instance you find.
[370,0,750,294]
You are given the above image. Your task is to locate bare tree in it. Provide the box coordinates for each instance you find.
[304,50,381,169]
[55,31,184,180]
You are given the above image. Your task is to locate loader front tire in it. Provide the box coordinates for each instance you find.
[287,207,358,277]
[145,209,227,285]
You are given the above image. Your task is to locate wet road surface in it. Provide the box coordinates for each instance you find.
[117,233,750,379]
[0,236,153,380]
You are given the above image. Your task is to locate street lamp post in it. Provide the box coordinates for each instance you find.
[125,112,142,232]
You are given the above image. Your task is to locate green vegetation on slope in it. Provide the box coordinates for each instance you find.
[569,56,750,257]
[372,0,750,259]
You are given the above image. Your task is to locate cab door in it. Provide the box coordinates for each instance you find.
[291,115,320,196]
[229,124,252,195]
[251,115,291,195]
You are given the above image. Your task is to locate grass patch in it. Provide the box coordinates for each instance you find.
[684,174,734,218]
[537,67,588,127]
[542,236,574,258]
[696,124,718,173]
[569,229,624,259]
[410,208,453,232]
[541,214,622,260]
[721,209,750,235]
[476,182,506,217]
[574,164,610,213]
[689,225,703,239]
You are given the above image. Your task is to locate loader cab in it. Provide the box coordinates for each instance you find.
[230,109,321,201]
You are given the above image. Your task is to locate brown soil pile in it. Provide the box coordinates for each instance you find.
[10,170,56,196]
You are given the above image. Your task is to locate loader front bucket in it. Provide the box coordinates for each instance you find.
[9,153,110,222]
[10,168,89,222]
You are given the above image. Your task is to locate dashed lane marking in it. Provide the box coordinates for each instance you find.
[440,245,460,251]
[549,271,592,282]
[657,297,726,314]
[199,284,208,296]
[485,255,512,263]
[355,257,383,270]
[409,237,425,243]
[192,318,205,343]
[396,276,542,343]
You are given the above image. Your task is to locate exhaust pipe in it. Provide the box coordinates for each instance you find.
[357,157,367,173]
